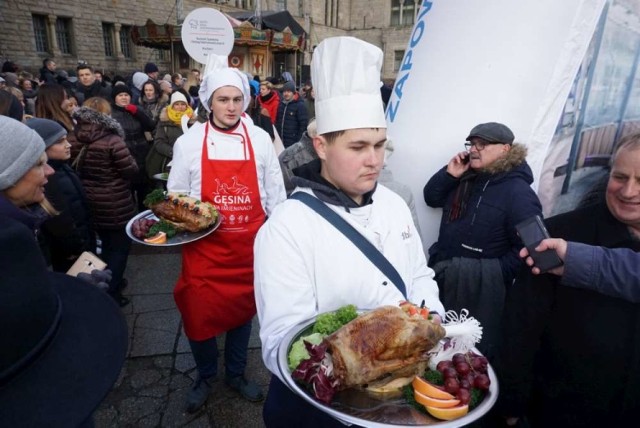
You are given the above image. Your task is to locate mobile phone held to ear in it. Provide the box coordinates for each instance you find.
[515,215,563,273]
[461,153,470,164]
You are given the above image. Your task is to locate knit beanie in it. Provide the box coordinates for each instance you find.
[144,62,159,73]
[0,116,45,190]
[25,118,67,149]
[132,72,148,91]
[170,91,188,107]
[282,81,296,93]
[111,84,132,100]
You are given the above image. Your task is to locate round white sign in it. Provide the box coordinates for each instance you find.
[181,8,234,64]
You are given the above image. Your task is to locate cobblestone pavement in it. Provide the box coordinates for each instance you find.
[94,245,268,428]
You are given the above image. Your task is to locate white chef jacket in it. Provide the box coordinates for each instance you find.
[254,185,445,380]
[167,119,286,216]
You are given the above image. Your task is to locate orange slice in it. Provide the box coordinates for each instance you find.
[412,376,454,400]
[144,231,167,244]
[425,404,469,420]
[414,390,460,408]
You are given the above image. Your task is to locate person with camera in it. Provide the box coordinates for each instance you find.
[423,122,542,358]
[498,133,640,426]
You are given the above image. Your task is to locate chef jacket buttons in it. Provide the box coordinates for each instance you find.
[382,281,388,286]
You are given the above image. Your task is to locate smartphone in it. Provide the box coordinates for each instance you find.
[515,215,563,273]
[66,251,107,277]
[462,153,470,164]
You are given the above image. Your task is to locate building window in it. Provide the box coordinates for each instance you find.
[55,17,73,54]
[120,25,132,58]
[32,14,50,53]
[275,0,286,12]
[394,50,405,72]
[391,0,418,26]
[102,23,115,57]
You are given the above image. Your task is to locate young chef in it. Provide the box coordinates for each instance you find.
[167,67,286,413]
[253,36,445,427]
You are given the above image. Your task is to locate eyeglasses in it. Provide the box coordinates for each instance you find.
[464,141,488,151]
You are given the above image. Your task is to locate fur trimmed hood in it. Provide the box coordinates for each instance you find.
[73,107,124,141]
[476,143,528,175]
[73,107,125,142]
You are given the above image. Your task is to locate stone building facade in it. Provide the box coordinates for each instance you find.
[0,0,421,80]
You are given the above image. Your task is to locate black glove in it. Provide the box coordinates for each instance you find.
[77,269,112,292]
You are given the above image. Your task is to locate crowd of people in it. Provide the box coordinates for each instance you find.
[2,35,639,428]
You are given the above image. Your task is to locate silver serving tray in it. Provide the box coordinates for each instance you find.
[277,314,499,427]
[126,209,221,247]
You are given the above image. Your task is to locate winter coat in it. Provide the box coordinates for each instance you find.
[42,159,96,272]
[304,96,315,120]
[254,161,444,380]
[275,97,308,149]
[423,143,542,284]
[278,131,316,195]
[39,67,57,84]
[497,203,640,426]
[110,104,154,182]
[75,81,111,104]
[257,91,280,124]
[72,107,138,229]
[250,106,275,141]
[145,107,192,178]
[139,93,169,128]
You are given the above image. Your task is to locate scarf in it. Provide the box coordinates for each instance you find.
[166,105,194,126]
[448,170,478,222]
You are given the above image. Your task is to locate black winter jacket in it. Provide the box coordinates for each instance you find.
[275,97,308,148]
[43,159,96,272]
[497,203,640,426]
[424,144,542,284]
[75,81,112,104]
[111,104,154,181]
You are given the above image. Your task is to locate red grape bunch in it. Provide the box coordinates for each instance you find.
[435,351,490,405]
[131,218,158,239]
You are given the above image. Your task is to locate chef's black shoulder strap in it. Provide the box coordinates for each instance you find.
[290,191,407,299]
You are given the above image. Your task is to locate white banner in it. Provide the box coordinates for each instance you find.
[386,0,606,249]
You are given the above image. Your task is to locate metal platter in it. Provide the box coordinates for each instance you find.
[277,314,499,427]
[125,210,221,247]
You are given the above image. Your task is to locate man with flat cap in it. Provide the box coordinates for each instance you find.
[423,122,542,359]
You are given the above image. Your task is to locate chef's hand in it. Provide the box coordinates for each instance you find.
[430,313,442,324]
[519,238,566,276]
[445,151,470,178]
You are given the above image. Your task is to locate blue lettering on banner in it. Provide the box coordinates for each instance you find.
[386,0,433,123]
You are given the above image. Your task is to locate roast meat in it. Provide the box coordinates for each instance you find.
[148,193,218,232]
[326,305,446,389]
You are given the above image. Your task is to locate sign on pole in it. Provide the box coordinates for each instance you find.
[181,8,234,64]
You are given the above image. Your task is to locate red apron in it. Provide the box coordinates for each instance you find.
[174,121,266,341]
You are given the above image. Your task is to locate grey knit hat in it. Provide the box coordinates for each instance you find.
[0,116,45,191]
[25,118,67,149]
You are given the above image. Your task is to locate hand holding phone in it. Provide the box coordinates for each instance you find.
[515,215,563,273]
[67,251,107,277]
[461,152,470,164]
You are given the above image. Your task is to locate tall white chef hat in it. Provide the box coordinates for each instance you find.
[198,53,251,113]
[312,37,387,135]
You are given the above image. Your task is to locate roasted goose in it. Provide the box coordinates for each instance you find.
[328,305,445,389]
[144,190,218,232]
[293,305,446,403]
